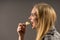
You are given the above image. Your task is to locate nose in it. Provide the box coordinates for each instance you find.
[28,14,32,20]
[28,16,31,20]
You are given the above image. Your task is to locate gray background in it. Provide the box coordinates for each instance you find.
[0,0,60,40]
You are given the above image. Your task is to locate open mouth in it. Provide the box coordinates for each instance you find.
[31,22,34,26]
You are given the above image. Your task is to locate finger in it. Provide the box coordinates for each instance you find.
[17,27,21,32]
[18,23,23,27]
[17,27,25,34]
[17,26,25,32]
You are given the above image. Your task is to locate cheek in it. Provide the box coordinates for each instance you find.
[34,17,38,22]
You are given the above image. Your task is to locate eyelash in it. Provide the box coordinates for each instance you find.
[31,13,37,17]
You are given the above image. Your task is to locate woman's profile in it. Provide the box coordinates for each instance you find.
[17,3,60,40]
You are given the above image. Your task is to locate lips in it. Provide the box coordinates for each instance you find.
[30,20,34,27]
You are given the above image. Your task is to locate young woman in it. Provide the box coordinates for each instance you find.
[17,3,60,40]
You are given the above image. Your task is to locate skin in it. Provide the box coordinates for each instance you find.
[29,7,38,29]
[17,7,38,40]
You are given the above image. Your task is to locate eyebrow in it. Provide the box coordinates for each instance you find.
[31,12,37,16]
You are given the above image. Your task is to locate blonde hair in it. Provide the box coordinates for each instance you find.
[34,3,56,40]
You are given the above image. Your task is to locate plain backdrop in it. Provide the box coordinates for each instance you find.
[0,0,60,40]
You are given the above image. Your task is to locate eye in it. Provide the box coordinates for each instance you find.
[31,13,37,16]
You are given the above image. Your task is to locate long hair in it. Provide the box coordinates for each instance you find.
[34,3,56,40]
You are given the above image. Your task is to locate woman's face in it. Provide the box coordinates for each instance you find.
[29,7,38,29]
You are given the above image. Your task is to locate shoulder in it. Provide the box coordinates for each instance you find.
[54,30,60,40]
[43,28,60,40]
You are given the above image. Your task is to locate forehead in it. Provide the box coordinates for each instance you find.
[31,7,38,14]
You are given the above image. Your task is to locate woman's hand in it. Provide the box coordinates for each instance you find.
[17,23,26,40]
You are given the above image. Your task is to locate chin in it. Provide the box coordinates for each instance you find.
[31,24,36,29]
